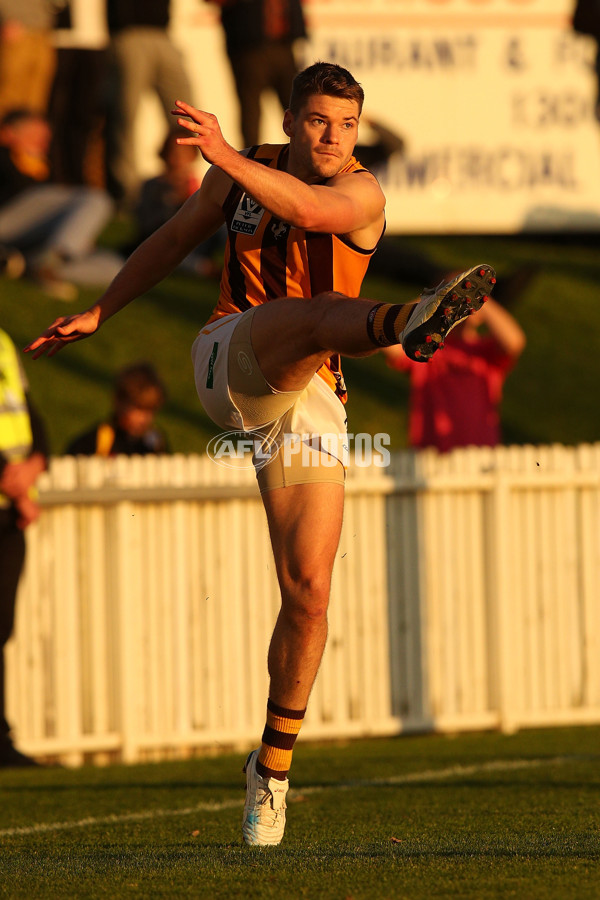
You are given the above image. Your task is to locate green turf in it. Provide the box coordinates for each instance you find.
[0,727,598,899]
[3,229,599,455]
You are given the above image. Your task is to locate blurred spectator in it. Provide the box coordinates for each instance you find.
[0,327,48,767]
[105,0,194,210]
[0,0,60,117]
[208,0,307,147]
[49,0,109,186]
[65,362,170,456]
[572,0,600,119]
[383,297,526,453]
[122,129,224,278]
[0,107,122,299]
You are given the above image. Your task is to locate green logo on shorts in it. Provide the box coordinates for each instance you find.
[206,342,218,389]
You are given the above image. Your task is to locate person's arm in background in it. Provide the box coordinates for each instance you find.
[382,343,411,371]
[476,297,526,359]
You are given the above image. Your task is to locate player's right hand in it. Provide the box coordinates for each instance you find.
[23,309,101,359]
[171,99,234,168]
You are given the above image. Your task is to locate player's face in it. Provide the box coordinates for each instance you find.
[284,94,360,181]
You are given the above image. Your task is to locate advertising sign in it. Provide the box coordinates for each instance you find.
[169,0,600,233]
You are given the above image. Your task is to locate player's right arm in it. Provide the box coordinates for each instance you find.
[25,166,231,358]
[173,100,386,245]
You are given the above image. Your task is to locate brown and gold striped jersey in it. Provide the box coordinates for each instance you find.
[205,143,382,402]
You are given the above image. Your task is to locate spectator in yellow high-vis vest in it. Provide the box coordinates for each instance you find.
[0,327,48,767]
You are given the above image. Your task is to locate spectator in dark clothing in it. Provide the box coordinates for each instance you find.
[105,0,194,209]
[49,0,109,187]
[65,362,170,456]
[122,129,224,278]
[0,328,49,767]
[133,131,201,240]
[208,0,307,147]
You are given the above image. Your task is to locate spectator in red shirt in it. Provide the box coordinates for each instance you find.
[384,297,526,452]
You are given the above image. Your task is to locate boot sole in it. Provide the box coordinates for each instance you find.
[403,264,497,362]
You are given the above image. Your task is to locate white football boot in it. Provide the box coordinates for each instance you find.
[242,749,289,846]
[400,263,497,362]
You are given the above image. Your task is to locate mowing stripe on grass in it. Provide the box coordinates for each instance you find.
[0,799,243,838]
[0,755,578,838]
[301,755,578,793]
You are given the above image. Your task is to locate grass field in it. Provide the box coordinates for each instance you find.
[0,726,599,899]
[4,228,600,456]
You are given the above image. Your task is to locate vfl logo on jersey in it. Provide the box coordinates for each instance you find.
[231,193,265,234]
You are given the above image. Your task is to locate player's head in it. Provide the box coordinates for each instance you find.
[284,62,364,179]
[288,62,364,117]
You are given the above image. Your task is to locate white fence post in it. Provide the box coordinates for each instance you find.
[487,468,517,734]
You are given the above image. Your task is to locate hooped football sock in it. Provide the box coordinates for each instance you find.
[366,301,417,347]
[256,698,306,780]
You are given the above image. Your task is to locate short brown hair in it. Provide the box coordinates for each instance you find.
[289,62,364,116]
[114,362,166,411]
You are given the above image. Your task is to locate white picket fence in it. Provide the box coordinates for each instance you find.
[6,445,600,766]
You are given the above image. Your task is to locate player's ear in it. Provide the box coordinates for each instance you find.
[282,109,294,138]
